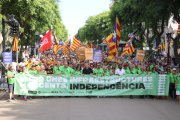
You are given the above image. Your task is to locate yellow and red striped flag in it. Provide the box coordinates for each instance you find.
[70,36,81,52]
[115,16,120,46]
[121,38,135,56]
[104,34,113,45]
[62,40,70,55]
[53,44,63,54]
[104,34,118,59]
[12,36,18,52]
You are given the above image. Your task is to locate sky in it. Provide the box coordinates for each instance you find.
[59,0,111,39]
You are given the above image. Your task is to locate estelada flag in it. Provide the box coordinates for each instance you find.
[12,36,18,52]
[40,30,52,53]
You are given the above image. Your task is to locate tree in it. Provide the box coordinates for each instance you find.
[110,0,180,63]
[78,11,113,43]
[0,0,68,46]
[111,0,171,48]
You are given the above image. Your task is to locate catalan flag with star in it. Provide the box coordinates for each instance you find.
[121,37,135,56]
[104,34,118,59]
[114,16,121,46]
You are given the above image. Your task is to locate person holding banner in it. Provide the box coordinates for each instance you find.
[104,65,113,76]
[82,62,93,75]
[169,68,178,100]
[53,62,60,74]
[6,65,16,102]
[115,64,125,75]
[93,63,104,77]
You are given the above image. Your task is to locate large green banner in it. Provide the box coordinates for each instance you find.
[14,73,169,96]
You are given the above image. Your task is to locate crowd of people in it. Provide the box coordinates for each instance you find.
[4,50,180,103]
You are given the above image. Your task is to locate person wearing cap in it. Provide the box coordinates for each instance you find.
[169,68,178,99]
[6,65,16,102]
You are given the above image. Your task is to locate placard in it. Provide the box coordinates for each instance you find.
[93,50,102,62]
[136,50,145,62]
[3,52,12,64]
[85,48,93,60]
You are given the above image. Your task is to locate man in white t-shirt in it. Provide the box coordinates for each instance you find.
[115,64,125,75]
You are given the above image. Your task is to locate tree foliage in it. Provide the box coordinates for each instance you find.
[110,0,180,48]
[78,11,113,43]
[0,0,68,46]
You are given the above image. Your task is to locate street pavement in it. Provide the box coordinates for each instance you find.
[0,96,180,120]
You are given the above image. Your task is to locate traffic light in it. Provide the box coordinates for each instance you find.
[10,21,19,36]
[7,15,19,37]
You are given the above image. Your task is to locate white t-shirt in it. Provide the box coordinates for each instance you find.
[115,68,125,75]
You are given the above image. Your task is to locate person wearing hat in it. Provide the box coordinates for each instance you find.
[6,65,16,102]
[169,68,178,99]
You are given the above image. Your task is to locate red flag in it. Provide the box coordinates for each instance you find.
[40,30,52,53]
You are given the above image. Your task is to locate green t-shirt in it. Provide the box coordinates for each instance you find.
[28,70,38,75]
[75,71,82,75]
[137,68,143,74]
[132,68,138,74]
[7,71,15,84]
[149,65,154,71]
[59,66,65,73]
[176,77,180,91]
[53,66,59,74]
[94,68,104,77]
[169,73,178,83]
[63,67,74,75]
[104,69,112,76]
[125,67,131,74]
[142,71,147,75]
